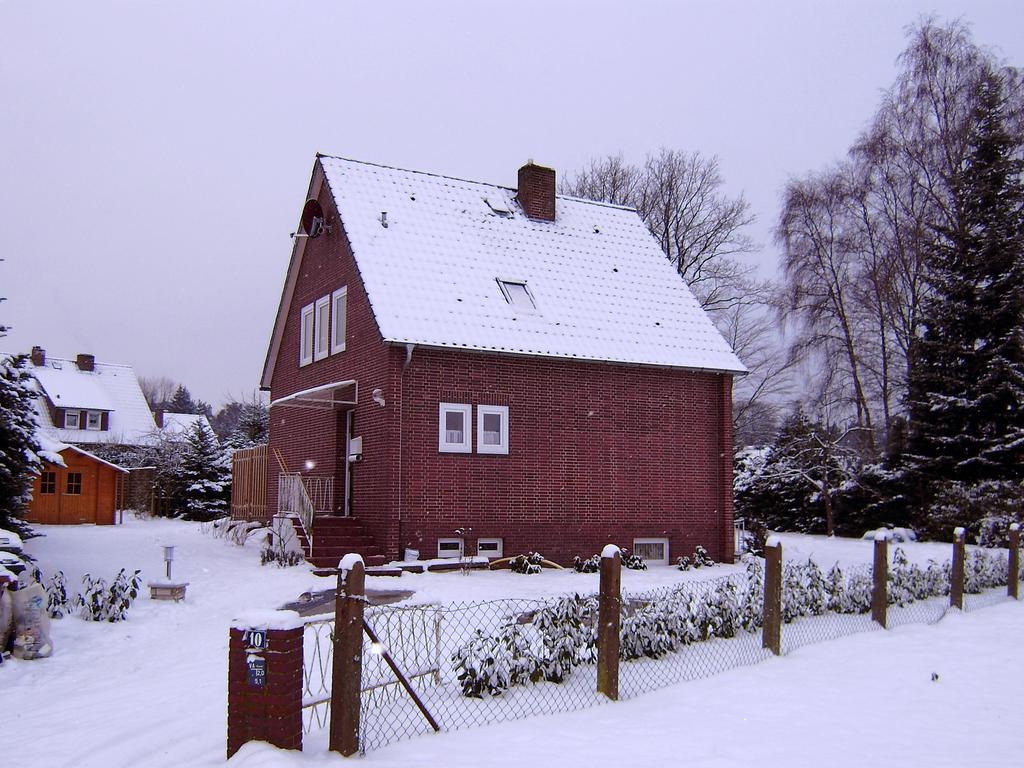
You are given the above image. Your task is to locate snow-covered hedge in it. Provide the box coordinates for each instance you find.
[450,547,1013,697]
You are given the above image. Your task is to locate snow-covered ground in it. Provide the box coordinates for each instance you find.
[3,518,1018,767]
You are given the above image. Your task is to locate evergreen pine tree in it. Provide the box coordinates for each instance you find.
[0,354,43,536]
[225,401,268,450]
[179,421,230,521]
[908,69,1024,495]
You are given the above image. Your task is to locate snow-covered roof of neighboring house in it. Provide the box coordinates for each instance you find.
[262,156,745,387]
[160,412,216,441]
[27,356,156,446]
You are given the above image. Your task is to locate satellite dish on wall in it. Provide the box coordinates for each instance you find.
[297,198,328,238]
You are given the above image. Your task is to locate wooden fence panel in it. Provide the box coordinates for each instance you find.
[231,445,268,522]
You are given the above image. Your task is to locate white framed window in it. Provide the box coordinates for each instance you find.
[299,302,315,367]
[314,295,330,361]
[477,538,503,559]
[438,403,472,453]
[476,405,509,455]
[497,279,537,311]
[331,286,348,354]
[437,538,464,559]
[633,538,670,566]
[64,410,81,429]
[86,411,103,430]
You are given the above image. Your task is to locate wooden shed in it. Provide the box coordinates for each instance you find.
[27,446,128,525]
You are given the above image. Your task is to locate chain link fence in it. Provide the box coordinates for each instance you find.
[297,544,1023,755]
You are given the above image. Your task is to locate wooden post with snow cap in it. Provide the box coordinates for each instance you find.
[871,533,888,629]
[1009,524,1020,600]
[950,528,966,610]
[597,544,621,700]
[762,537,782,655]
[330,554,365,757]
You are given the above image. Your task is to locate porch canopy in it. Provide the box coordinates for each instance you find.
[269,380,358,411]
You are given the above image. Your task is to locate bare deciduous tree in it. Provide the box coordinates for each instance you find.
[138,375,179,411]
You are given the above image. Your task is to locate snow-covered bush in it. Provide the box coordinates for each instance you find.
[451,625,537,697]
[572,554,600,573]
[620,549,647,571]
[781,558,829,622]
[823,564,872,613]
[964,548,1007,593]
[76,570,142,622]
[45,571,70,618]
[261,546,304,568]
[533,595,596,682]
[924,480,1024,544]
[508,553,545,574]
[677,545,715,571]
[207,518,266,547]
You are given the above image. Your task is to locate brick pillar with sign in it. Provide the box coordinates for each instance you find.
[227,615,304,758]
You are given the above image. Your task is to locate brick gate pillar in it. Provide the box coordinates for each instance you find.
[227,612,304,758]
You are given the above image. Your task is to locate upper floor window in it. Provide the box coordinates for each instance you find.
[331,286,348,354]
[299,303,315,367]
[64,410,81,429]
[86,411,103,431]
[314,296,331,361]
[476,405,509,455]
[438,403,472,453]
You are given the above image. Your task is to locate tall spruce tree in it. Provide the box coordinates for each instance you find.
[0,354,43,536]
[179,421,230,521]
[908,68,1024,491]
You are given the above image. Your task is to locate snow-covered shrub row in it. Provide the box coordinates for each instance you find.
[963,548,1008,593]
[76,570,142,622]
[572,555,600,573]
[205,518,266,547]
[452,594,597,697]
[677,545,715,571]
[260,547,304,567]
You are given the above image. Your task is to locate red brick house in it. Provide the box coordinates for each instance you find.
[261,155,745,568]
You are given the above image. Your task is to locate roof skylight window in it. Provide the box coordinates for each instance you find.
[497,279,536,310]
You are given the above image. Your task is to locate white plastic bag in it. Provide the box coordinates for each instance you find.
[0,584,14,657]
[11,581,53,659]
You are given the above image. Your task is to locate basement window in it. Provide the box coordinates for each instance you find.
[477,538,503,559]
[437,538,464,559]
[633,538,669,566]
[438,403,472,453]
[299,303,314,367]
[476,405,509,455]
[64,410,81,429]
[497,279,537,311]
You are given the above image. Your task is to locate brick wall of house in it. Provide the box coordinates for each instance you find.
[394,346,735,565]
[267,165,401,555]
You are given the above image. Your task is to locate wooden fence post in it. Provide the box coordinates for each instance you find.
[762,538,782,655]
[950,528,966,610]
[597,545,621,700]
[871,536,888,629]
[1009,524,1020,600]
[330,555,365,757]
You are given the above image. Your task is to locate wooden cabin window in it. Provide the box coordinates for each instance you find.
[40,471,57,495]
[66,472,83,495]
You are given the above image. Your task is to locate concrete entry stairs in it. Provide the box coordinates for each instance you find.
[304,516,388,570]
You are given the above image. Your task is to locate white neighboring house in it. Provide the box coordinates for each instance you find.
[156,412,218,444]
[23,347,157,447]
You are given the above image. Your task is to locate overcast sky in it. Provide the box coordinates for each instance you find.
[2,1,1023,407]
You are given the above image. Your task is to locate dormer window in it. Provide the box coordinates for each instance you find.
[86,411,103,431]
[497,279,536,311]
[64,410,81,429]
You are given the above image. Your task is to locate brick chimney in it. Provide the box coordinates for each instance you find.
[30,346,46,366]
[517,162,556,221]
[76,353,95,372]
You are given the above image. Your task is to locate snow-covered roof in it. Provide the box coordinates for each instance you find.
[160,412,214,439]
[27,356,157,446]
[262,156,745,386]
